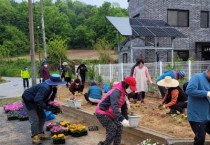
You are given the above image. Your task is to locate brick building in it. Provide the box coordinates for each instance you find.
[120,0,210,63]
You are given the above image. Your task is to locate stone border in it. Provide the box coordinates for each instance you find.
[61,105,210,145]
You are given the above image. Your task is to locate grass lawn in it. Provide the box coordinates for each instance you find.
[0,97,21,106]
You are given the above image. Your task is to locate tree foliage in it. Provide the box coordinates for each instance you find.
[0,0,128,57]
[47,35,67,70]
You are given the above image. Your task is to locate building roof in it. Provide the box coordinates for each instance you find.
[106,16,186,38]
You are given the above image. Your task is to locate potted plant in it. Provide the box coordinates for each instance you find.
[68,124,88,137]
[7,111,19,120]
[128,112,141,127]
[48,101,62,114]
[138,139,159,145]
[52,134,66,144]
[46,122,59,131]
[60,121,71,127]
[18,108,29,121]
[50,125,68,136]
[3,102,23,113]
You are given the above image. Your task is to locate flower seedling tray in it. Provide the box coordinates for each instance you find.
[51,131,68,136]
[53,139,65,144]
[71,130,88,137]
[88,126,99,131]
[7,115,19,121]
[19,116,29,121]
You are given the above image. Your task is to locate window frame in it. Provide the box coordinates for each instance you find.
[167,9,189,27]
[122,53,128,63]
[175,50,189,61]
[200,11,209,28]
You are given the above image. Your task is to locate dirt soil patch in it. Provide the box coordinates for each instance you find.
[11,49,117,60]
[56,86,209,139]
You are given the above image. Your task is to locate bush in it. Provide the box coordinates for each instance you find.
[93,38,113,64]
[47,35,67,71]
[0,59,31,77]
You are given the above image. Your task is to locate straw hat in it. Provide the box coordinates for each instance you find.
[62,62,68,65]
[157,76,179,87]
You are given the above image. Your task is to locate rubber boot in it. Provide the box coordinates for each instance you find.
[38,133,51,140]
[32,135,41,144]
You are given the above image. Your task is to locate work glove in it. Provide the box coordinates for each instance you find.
[121,119,130,127]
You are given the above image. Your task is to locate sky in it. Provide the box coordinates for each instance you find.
[15,0,128,8]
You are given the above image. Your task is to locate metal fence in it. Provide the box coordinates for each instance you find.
[91,61,210,83]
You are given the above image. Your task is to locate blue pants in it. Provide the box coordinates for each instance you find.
[23,103,46,137]
[189,121,210,145]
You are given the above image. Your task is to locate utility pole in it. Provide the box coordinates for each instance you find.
[28,0,36,86]
[40,0,47,59]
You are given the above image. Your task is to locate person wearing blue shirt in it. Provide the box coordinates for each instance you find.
[156,70,186,98]
[84,82,102,105]
[186,65,210,145]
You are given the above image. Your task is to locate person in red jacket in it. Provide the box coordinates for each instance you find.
[95,77,137,145]
[157,76,187,114]
[69,78,82,100]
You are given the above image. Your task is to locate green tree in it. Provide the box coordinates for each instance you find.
[47,35,67,70]
[0,25,28,56]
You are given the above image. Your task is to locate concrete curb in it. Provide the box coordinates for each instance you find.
[61,105,210,145]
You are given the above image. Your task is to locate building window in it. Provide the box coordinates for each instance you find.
[167,9,189,27]
[201,11,209,28]
[175,50,189,61]
[123,53,128,63]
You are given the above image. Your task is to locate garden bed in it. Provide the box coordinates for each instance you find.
[57,86,208,139]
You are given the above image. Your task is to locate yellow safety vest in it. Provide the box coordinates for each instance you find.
[20,70,30,78]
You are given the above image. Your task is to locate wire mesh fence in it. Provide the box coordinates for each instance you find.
[90,61,210,83]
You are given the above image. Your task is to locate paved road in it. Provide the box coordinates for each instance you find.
[0,77,40,98]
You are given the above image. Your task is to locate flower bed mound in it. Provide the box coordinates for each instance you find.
[57,86,209,138]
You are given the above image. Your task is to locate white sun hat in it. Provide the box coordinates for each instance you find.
[157,76,179,88]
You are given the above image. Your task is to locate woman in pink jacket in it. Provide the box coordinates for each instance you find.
[95,77,137,145]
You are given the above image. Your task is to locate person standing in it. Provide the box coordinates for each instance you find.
[40,62,50,82]
[62,62,72,87]
[22,74,65,144]
[76,63,88,93]
[156,70,186,98]
[20,66,30,89]
[186,65,210,145]
[157,76,187,114]
[95,77,137,145]
[133,59,153,103]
